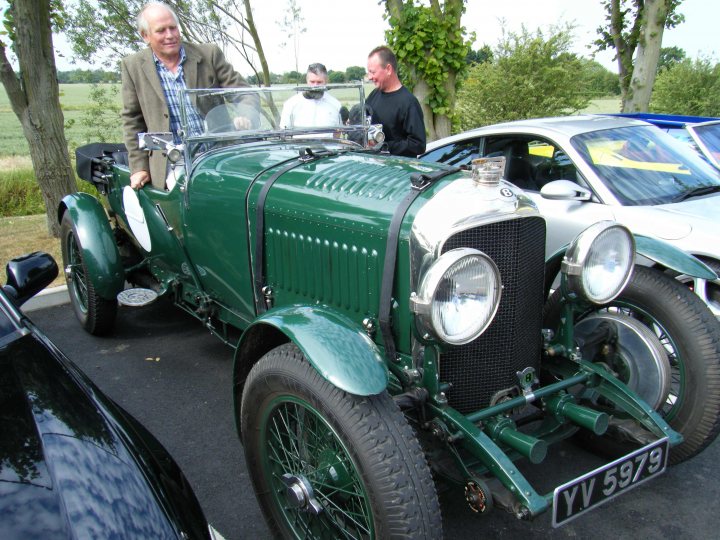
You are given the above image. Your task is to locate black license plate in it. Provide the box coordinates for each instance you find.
[552,437,669,527]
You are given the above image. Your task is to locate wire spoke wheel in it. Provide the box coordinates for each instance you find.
[60,213,118,335]
[66,231,89,313]
[240,343,442,539]
[263,396,373,539]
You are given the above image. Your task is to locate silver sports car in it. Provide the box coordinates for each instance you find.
[420,115,720,317]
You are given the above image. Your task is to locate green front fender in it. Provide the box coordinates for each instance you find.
[59,193,125,299]
[545,232,717,296]
[239,305,388,396]
[633,234,717,280]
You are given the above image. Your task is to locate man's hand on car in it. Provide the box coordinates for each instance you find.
[131,170,150,189]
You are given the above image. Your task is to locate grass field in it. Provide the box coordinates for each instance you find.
[0,83,123,156]
[581,98,622,114]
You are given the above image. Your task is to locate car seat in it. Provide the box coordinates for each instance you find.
[503,141,536,190]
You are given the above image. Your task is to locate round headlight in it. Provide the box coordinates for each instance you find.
[412,248,502,345]
[562,221,635,304]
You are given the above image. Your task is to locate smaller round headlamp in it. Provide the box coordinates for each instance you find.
[561,221,635,304]
[166,145,183,163]
[412,248,502,345]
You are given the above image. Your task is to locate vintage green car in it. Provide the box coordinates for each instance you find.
[63,84,720,538]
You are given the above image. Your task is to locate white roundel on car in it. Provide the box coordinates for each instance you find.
[122,186,152,252]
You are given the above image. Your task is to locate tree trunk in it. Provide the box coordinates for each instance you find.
[434,69,456,141]
[0,0,76,237]
[413,78,435,140]
[624,0,668,112]
[608,0,635,110]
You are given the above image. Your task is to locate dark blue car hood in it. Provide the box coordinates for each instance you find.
[0,329,208,539]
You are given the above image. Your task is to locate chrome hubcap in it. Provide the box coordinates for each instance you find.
[575,312,671,409]
[281,473,323,515]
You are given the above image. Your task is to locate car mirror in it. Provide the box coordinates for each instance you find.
[4,252,58,306]
[540,180,592,201]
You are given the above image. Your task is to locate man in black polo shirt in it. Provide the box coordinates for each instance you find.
[366,46,426,157]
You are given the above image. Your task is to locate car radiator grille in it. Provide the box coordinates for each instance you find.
[439,216,546,415]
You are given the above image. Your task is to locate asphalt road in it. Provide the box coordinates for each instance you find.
[31,299,720,540]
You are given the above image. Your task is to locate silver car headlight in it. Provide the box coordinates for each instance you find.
[412,248,502,345]
[562,221,635,304]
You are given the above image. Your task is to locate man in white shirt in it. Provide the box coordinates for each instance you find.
[280,63,342,128]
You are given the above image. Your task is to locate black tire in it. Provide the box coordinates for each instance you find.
[240,343,442,539]
[544,265,720,464]
[60,212,118,335]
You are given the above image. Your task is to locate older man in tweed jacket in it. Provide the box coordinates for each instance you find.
[122,2,249,189]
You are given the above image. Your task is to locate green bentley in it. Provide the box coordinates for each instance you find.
[63,84,720,538]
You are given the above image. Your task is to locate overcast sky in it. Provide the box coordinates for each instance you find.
[46,0,720,75]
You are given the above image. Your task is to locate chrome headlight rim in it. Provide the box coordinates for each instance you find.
[412,247,502,345]
[562,221,635,305]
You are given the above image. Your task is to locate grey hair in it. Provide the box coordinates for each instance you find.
[307,63,328,77]
[136,2,180,36]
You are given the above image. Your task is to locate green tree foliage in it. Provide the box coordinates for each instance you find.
[281,71,303,84]
[657,46,686,72]
[456,25,590,131]
[345,66,366,81]
[64,0,136,64]
[384,0,473,140]
[651,57,720,116]
[466,44,492,65]
[57,69,120,84]
[247,72,282,85]
[328,70,346,83]
[80,84,122,143]
[66,0,248,63]
[579,58,620,97]
[248,66,363,86]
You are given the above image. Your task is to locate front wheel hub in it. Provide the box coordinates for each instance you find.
[465,478,493,514]
[575,312,671,409]
[281,473,323,515]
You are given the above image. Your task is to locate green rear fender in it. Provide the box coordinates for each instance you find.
[58,193,125,299]
[236,305,388,396]
[545,233,717,297]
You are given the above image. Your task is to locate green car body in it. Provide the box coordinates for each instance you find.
[62,85,720,537]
